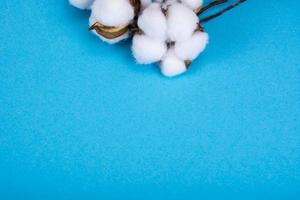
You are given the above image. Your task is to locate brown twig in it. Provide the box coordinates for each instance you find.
[200,0,247,23]
[129,0,141,15]
[197,0,228,15]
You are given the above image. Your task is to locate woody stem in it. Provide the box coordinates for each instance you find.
[200,0,247,23]
[197,0,228,15]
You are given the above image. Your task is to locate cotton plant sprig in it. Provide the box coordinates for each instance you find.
[69,0,246,77]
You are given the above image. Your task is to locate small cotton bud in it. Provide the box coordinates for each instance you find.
[167,3,199,42]
[160,48,187,77]
[174,31,209,61]
[69,0,94,9]
[138,3,168,40]
[132,34,167,64]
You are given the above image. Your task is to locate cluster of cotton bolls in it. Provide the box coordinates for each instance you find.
[69,0,208,77]
[132,0,209,77]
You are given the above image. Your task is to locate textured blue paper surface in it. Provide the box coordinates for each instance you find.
[1,0,300,199]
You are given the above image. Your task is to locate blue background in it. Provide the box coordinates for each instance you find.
[1,0,300,199]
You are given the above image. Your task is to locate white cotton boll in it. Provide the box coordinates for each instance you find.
[161,0,177,6]
[132,34,167,64]
[167,3,199,42]
[161,48,187,77]
[175,31,209,61]
[138,3,168,40]
[91,0,134,27]
[181,0,203,10]
[89,15,129,44]
[69,0,94,9]
[140,0,153,9]
[160,0,177,9]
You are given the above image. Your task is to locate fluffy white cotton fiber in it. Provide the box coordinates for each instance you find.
[161,48,187,77]
[140,0,153,9]
[174,31,209,60]
[137,3,167,40]
[91,0,135,27]
[167,3,199,42]
[132,34,167,64]
[181,0,203,10]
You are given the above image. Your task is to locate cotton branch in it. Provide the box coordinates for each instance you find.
[197,0,228,15]
[200,0,247,23]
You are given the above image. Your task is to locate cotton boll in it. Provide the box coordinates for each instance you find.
[160,48,187,77]
[132,34,167,64]
[140,0,153,9]
[161,0,177,7]
[153,0,163,3]
[138,3,167,40]
[167,3,199,42]
[181,0,203,10]
[89,15,129,44]
[175,31,209,61]
[69,0,94,9]
[91,0,135,27]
